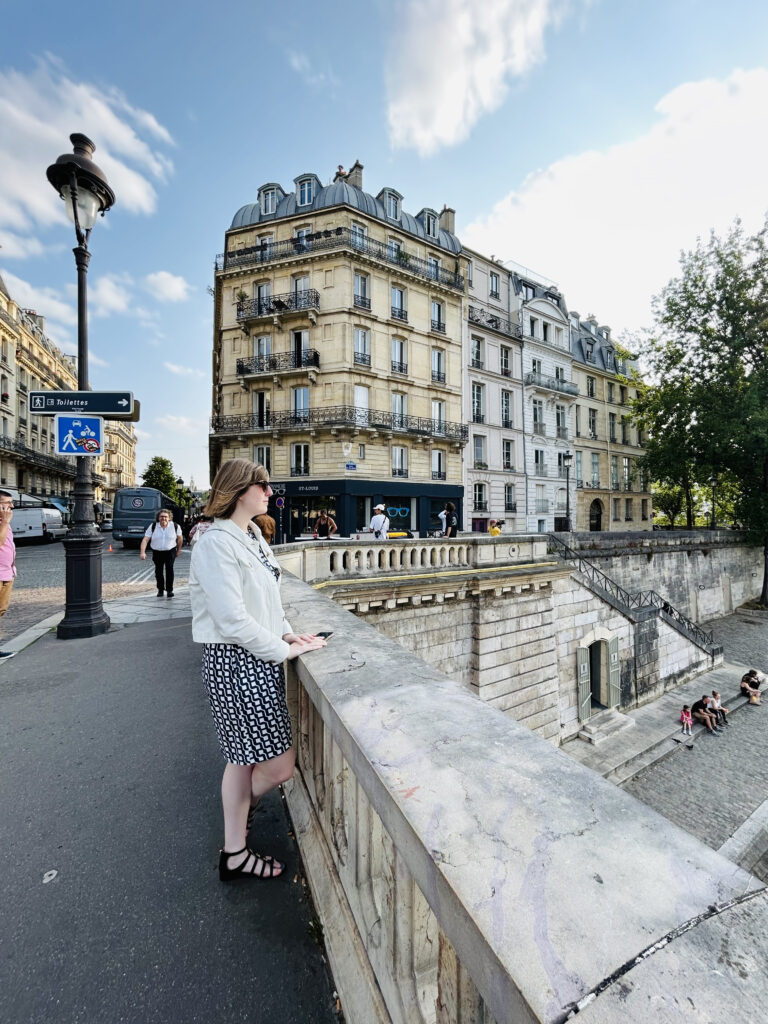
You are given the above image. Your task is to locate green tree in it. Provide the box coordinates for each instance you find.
[652,482,685,527]
[635,218,768,602]
[141,456,178,500]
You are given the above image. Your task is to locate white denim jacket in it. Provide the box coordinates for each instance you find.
[189,517,291,663]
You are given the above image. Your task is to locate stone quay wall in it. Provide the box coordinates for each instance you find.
[563,529,762,621]
[280,573,765,1024]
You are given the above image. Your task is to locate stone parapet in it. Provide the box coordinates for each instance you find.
[280,574,765,1024]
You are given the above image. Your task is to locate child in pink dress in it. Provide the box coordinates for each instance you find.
[680,705,693,736]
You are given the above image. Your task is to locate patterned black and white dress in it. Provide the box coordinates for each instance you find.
[201,539,292,765]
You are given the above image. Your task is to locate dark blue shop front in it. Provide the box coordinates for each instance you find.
[269,478,463,543]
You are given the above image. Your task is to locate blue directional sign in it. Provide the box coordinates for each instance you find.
[55,414,104,457]
[29,390,133,416]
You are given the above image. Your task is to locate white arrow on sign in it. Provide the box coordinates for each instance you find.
[118,399,129,407]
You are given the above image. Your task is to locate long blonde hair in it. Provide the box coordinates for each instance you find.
[204,459,269,520]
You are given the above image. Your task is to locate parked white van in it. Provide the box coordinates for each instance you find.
[1,490,67,543]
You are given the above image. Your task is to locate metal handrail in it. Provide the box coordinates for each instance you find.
[468,305,521,340]
[236,350,320,374]
[216,228,465,291]
[237,289,320,321]
[211,405,469,442]
[547,533,717,651]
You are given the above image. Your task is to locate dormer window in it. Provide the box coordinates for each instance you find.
[425,212,437,236]
[387,193,399,219]
[298,178,314,206]
[262,189,277,215]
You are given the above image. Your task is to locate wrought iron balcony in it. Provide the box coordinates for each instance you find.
[236,350,320,376]
[391,306,408,322]
[503,463,515,472]
[210,405,469,442]
[472,412,485,424]
[468,305,521,340]
[583,480,602,489]
[523,371,579,397]
[431,470,446,480]
[624,481,633,492]
[470,358,484,370]
[533,422,546,436]
[474,461,488,470]
[534,465,548,477]
[535,500,550,513]
[500,366,512,378]
[0,433,76,477]
[392,467,409,478]
[431,370,446,383]
[354,294,371,310]
[291,466,310,476]
[505,502,517,512]
[236,289,320,323]
[354,352,371,367]
[391,361,408,375]
[431,320,446,334]
[612,480,620,491]
[473,501,488,511]
[216,228,465,291]
[557,426,568,439]
[502,418,514,429]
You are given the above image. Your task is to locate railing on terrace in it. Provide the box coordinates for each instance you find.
[547,532,720,654]
[468,304,521,340]
[236,350,320,375]
[523,371,579,397]
[216,227,465,290]
[237,289,320,322]
[211,405,469,442]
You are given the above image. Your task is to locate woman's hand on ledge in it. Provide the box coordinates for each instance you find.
[286,636,327,660]
[283,632,318,644]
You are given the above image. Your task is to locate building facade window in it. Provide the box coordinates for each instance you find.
[354,272,370,307]
[625,498,633,521]
[501,390,512,428]
[613,498,620,521]
[505,484,516,511]
[387,193,399,219]
[391,336,407,374]
[611,455,619,488]
[531,357,542,375]
[354,328,370,365]
[588,408,597,437]
[575,451,582,484]
[609,412,617,441]
[587,376,596,398]
[292,386,310,423]
[254,444,271,472]
[391,286,406,320]
[502,439,514,471]
[532,399,544,435]
[291,443,310,476]
[392,392,407,428]
[432,448,446,479]
[425,212,437,236]
[431,348,445,383]
[350,223,367,248]
[500,346,511,377]
[534,448,546,475]
[529,316,538,338]
[641,498,648,520]
[555,404,567,438]
[473,435,486,466]
[471,336,484,369]
[392,445,408,476]
[298,179,313,205]
[490,272,500,299]
[432,399,446,432]
[428,256,440,280]
[431,299,444,331]
[262,189,276,215]
[473,482,487,511]
[591,452,600,486]
[472,382,485,422]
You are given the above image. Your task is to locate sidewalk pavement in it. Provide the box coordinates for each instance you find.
[0,586,339,1024]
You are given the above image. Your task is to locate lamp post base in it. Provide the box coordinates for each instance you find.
[57,531,111,639]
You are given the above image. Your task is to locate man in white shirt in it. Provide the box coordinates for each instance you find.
[369,503,390,541]
[140,509,183,597]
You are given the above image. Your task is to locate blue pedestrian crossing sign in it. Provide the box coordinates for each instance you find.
[55,414,104,456]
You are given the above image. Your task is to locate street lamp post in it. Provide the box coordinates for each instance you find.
[47,134,115,639]
[563,450,573,531]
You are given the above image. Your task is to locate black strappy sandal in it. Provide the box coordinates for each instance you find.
[218,847,284,882]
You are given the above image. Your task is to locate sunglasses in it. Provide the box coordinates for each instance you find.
[255,480,271,492]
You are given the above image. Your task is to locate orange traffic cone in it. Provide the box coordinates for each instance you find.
[108,544,113,552]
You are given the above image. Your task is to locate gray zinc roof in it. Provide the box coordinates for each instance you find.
[230,176,462,254]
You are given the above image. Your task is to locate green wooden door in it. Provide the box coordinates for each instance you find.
[608,637,621,708]
[577,647,591,722]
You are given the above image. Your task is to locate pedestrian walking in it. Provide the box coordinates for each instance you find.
[680,705,692,736]
[189,459,326,882]
[139,508,183,598]
[369,503,390,540]
[0,490,17,660]
[444,501,458,538]
[189,515,213,547]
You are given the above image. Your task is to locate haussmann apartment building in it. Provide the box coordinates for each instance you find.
[210,161,469,540]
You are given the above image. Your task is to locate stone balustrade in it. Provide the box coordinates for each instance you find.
[275,534,550,585]
[280,574,765,1024]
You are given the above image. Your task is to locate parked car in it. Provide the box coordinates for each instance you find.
[100,517,113,532]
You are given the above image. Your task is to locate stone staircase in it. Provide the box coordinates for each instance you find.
[577,707,636,745]
[548,533,723,658]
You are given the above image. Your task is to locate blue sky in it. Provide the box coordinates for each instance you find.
[2,0,767,487]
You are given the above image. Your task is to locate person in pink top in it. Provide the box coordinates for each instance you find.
[0,490,17,660]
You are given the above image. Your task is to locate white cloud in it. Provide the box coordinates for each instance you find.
[90,273,133,317]
[0,268,75,325]
[155,414,207,436]
[0,232,47,260]
[462,68,768,333]
[89,352,109,368]
[286,50,340,90]
[164,361,205,378]
[133,427,152,440]
[144,271,191,303]
[386,0,569,156]
[0,54,174,256]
